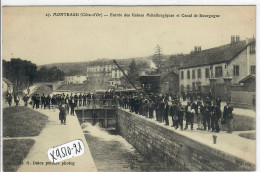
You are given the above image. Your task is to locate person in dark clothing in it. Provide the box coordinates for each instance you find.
[41,94,46,109]
[148,100,154,118]
[135,97,140,114]
[184,102,194,130]
[223,101,234,133]
[59,104,67,125]
[155,98,160,121]
[51,95,56,109]
[202,100,212,131]
[23,94,29,107]
[87,93,91,106]
[31,94,36,109]
[36,94,40,109]
[46,94,51,109]
[65,94,70,113]
[83,93,87,106]
[70,98,76,116]
[212,105,221,133]
[216,97,222,108]
[170,101,179,128]
[14,94,20,106]
[74,93,78,107]
[164,100,170,126]
[178,102,185,130]
[7,94,13,107]
[144,99,149,118]
[79,93,82,106]
[158,99,165,122]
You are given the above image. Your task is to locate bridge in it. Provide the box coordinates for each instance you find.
[74,99,117,129]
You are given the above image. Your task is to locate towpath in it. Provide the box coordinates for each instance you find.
[17,108,97,172]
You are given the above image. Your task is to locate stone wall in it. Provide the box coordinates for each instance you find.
[117,108,255,171]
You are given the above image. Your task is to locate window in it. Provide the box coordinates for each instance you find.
[251,65,256,74]
[233,65,239,76]
[187,70,190,79]
[181,71,184,79]
[205,68,210,78]
[187,85,190,91]
[197,69,201,79]
[250,44,255,54]
[192,70,196,79]
[215,66,223,77]
[192,82,196,91]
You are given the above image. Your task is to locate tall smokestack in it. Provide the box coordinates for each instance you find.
[231,35,235,44]
[236,35,240,42]
[194,46,197,52]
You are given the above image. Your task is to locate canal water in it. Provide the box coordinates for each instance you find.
[81,123,168,172]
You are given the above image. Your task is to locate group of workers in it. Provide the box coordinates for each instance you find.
[5,90,234,133]
[118,92,234,133]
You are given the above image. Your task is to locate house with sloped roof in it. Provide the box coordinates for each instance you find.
[178,36,256,96]
[2,78,14,94]
[231,74,256,109]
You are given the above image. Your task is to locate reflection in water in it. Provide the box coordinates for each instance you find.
[82,123,165,172]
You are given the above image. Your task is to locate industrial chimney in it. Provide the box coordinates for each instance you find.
[236,35,240,42]
[231,35,235,44]
[231,35,240,44]
[194,46,201,52]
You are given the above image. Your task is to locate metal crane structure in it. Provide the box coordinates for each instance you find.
[112,59,138,90]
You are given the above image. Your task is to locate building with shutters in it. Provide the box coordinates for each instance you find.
[178,36,256,100]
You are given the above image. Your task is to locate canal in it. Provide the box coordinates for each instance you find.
[81,123,171,172]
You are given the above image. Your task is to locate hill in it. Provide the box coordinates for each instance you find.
[39,56,153,76]
[39,54,179,76]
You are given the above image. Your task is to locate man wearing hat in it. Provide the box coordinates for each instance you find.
[184,101,194,130]
[223,101,234,133]
[170,100,179,129]
[212,104,221,132]
[59,103,67,125]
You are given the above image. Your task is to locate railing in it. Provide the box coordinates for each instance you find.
[74,98,117,108]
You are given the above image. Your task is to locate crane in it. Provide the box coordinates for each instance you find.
[112,59,138,90]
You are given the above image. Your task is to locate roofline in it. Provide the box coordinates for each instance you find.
[239,74,256,84]
[179,61,228,70]
[179,42,251,69]
[227,44,249,65]
[178,38,255,69]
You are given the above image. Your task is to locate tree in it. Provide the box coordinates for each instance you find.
[3,58,65,92]
[153,45,164,74]
[3,58,38,91]
[37,66,65,82]
[120,59,140,88]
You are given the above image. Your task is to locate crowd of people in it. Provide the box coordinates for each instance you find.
[117,91,234,133]
[4,90,234,133]
[5,93,25,107]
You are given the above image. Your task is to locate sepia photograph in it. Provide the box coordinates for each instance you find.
[1,5,256,171]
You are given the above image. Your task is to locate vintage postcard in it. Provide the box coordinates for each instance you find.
[1,5,256,171]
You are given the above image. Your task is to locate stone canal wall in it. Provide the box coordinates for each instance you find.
[117,108,255,171]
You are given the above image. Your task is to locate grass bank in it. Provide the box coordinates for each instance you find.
[3,139,35,172]
[3,106,48,171]
[3,106,48,137]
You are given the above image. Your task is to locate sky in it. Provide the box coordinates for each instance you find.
[2,6,256,65]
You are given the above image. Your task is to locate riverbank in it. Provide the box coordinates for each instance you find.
[118,108,256,171]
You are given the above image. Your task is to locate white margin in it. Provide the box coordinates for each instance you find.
[0,0,259,171]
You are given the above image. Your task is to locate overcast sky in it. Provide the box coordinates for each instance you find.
[3,6,255,65]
